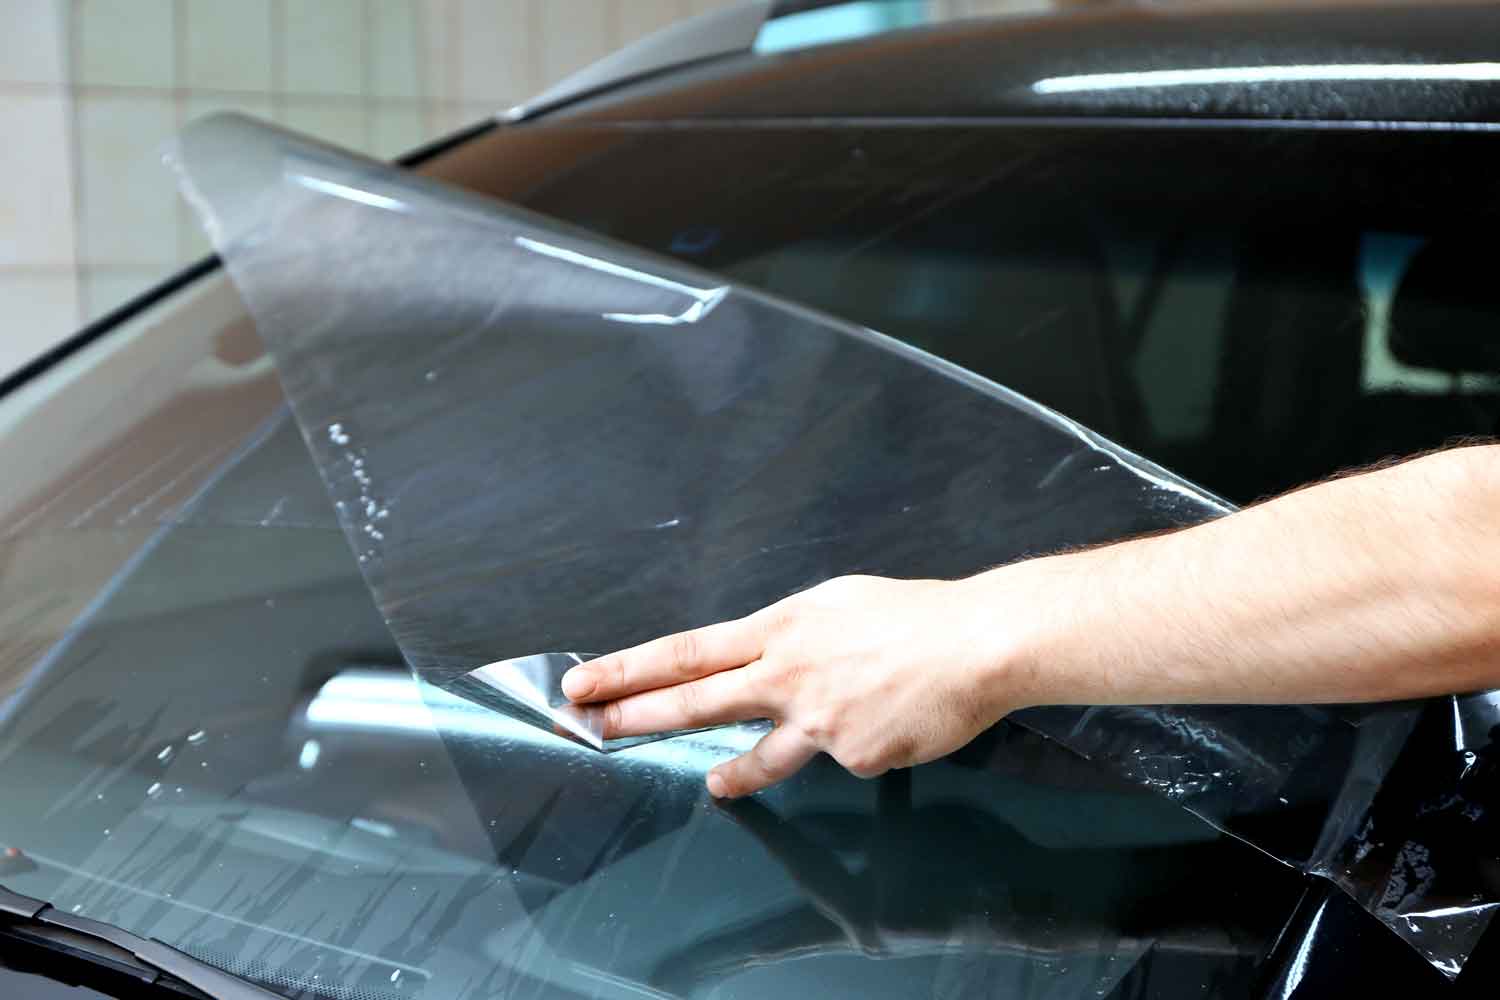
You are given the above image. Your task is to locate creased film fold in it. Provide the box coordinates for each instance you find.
[167,112,1493,976]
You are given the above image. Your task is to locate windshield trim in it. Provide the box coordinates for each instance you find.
[0,881,285,1000]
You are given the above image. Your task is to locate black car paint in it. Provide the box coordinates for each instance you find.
[547,3,1500,126]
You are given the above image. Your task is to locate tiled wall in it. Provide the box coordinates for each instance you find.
[0,0,729,378]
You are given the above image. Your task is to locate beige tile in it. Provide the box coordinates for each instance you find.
[0,94,77,269]
[0,0,67,85]
[370,0,422,98]
[618,0,684,44]
[80,269,162,323]
[183,93,276,127]
[0,273,80,377]
[455,0,529,103]
[74,0,176,88]
[370,104,427,159]
[283,0,365,97]
[178,94,276,260]
[282,99,370,153]
[416,0,454,102]
[536,0,611,89]
[183,0,273,92]
[76,93,179,269]
[177,204,212,264]
[426,101,493,139]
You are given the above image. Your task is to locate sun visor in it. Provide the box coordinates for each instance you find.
[167,113,1494,976]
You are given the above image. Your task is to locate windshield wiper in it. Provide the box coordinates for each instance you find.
[0,882,284,1000]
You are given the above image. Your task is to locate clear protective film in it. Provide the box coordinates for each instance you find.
[168,113,1496,978]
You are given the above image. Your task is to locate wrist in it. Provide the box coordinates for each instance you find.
[950,556,1074,715]
[956,534,1172,711]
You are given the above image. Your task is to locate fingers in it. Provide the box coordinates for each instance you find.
[707,725,818,799]
[599,666,769,739]
[562,617,765,703]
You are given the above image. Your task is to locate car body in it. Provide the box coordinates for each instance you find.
[1,2,1498,998]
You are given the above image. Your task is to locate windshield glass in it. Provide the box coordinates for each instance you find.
[0,404,1306,999]
[4,110,1499,997]
[431,120,1500,509]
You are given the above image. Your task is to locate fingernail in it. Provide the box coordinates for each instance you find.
[706,772,729,798]
[561,668,595,701]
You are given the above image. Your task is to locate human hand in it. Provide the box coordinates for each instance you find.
[573,447,1500,798]
[561,574,1027,798]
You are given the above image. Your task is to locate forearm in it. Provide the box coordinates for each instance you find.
[566,445,1500,796]
[983,445,1500,708]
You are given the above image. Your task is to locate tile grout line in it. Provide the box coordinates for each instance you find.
[271,0,286,124]
[0,77,501,109]
[605,0,621,56]
[0,263,177,276]
[173,0,192,265]
[525,0,540,101]
[0,81,455,104]
[0,80,70,95]
[0,264,89,277]
[63,2,88,326]
[447,0,460,130]
[362,0,376,153]
[412,0,434,143]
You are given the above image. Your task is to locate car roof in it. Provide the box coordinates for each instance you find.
[538,1,1500,126]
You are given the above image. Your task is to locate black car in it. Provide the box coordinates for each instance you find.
[2,2,1498,998]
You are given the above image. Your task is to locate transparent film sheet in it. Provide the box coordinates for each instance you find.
[169,113,1495,975]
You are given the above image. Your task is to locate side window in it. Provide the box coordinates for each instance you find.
[498,123,1500,505]
[1360,232,1500,448]
[1118,234,1237,448]
[713,130,1500,504]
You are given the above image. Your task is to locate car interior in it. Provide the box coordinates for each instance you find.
[466,121,1500,508]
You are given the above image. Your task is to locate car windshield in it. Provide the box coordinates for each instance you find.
[3,106,1499,999]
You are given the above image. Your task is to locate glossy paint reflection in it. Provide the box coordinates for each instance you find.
[1031,62,1500,95]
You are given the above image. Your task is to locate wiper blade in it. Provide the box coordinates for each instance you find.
[0,883,284,1000]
